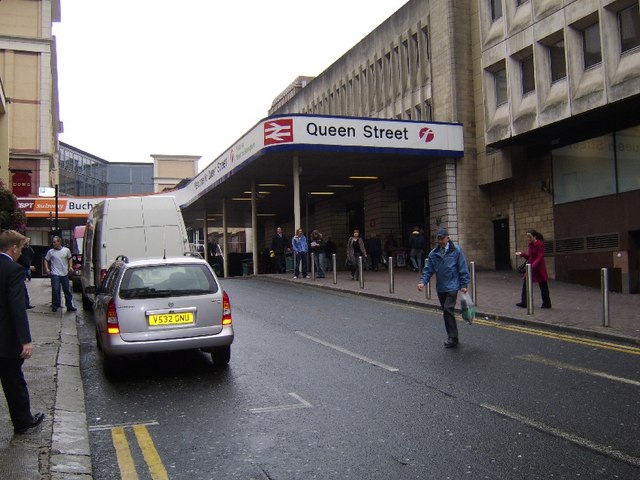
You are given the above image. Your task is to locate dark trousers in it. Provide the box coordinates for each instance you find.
[51,275,74,309]
[0,357,33,430]
[350,255,363,279]
[437,291,459,340]
[274,253,286,273]
[294,252,307,277]
[520,281,552,307]
[24,284,31,308]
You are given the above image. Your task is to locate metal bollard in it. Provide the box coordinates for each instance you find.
[526,264,534,315]
[601,268,610,327]
[332,254,337,284]
[470,261,477,306]
[358,256,364,289]
[310,252,315,280]
[388,256,394,293]
[425,281,431,300]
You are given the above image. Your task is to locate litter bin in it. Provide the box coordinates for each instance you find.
[285,253,294,273]
[242,259,253,276]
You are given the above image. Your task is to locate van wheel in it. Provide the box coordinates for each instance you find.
[82,294,92,311]
[210,345,230,366]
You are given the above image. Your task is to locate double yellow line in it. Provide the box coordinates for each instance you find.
[474,318,640,355]
[111,424,168,480]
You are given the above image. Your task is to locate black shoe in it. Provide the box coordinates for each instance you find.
[444,338,458,348]
[26,305,35,309]
[515,302,526,308]
[541,304,552,309]
[51,307,58,312]
[14,412,45,434]
[67,307,77,312]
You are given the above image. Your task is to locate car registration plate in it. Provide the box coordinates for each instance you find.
[148,312,194,326]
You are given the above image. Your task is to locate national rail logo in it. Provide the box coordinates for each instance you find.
[264,119,294,145]
[419,127,435,143]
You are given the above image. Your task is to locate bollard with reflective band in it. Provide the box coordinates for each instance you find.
[601,268,610,327]
[358,256,364,289]
[310,252,315,280]
[470,261,477,306]
[388,257,394,293]
[526,264,534,315]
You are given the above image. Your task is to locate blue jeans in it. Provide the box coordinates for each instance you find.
[313,252,325,277]
[410,249,423,270]
[51,275,74,309]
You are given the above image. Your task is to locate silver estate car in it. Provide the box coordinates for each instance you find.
[87,255,234,376]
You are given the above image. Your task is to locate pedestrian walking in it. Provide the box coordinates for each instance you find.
[408,227,426,272]
[44,236,76,313]
[17,241,35,309]
[291,228,309,279]
[346,229,367,280]
[516,229,551,309]
[0,230,45,434]
[417,228,470,348]
[270,227,289,274]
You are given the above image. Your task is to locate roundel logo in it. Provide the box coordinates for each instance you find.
[419,127,435,143]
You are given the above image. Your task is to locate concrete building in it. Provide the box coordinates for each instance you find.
[261,0,640,292]
[0,0,61,197]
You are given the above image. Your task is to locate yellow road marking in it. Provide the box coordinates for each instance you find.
[111,427,139,480]
[474,319,640,355]
[133,424,169,480]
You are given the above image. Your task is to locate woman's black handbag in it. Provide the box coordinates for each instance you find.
[517,261,527,273]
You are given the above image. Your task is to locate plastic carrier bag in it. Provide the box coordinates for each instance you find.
[460,291,475,324]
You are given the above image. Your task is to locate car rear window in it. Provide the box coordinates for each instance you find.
[119,264,218,299]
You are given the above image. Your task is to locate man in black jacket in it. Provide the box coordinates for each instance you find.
[0,230,45,434]
[270,227,289,273]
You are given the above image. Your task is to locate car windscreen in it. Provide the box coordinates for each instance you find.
[119,264,218,299]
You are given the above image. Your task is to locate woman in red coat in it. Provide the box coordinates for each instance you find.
[516,229,551,308]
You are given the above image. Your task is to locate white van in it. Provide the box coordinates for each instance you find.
[81,196,189,309]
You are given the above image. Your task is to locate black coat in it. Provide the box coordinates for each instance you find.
[0,254,31,357]
[271,234,289,254]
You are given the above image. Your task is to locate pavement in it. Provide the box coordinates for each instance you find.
[1,268,638,479]
[0,278,91,480]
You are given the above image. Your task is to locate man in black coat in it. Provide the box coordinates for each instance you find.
[0,230,45,434]
[270,227,289,273]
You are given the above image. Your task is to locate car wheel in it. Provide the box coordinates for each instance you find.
[95,329,102,351]
[82,293,93,311]
[210,345,230,366]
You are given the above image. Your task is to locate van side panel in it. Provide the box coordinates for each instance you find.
[107,197,144,228]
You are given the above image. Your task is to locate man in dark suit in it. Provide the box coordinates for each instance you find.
[0,230,45,434]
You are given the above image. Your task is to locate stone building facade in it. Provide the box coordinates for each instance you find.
[269,0,640,292]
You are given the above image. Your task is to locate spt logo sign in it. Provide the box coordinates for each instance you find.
[264,119,294,145]
[419,127,435,143]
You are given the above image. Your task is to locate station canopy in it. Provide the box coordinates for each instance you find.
[174,114,464,228]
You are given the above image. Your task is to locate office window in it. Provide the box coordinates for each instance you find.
[552,134,616,204]
[619,4,640,53]
[521,55,535,94]
[412,33,419,67]
[549,39,566,82]
[490,0,503,21]
[516,0,529,5]
[495,67,508,106]
[582,22,602,68]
